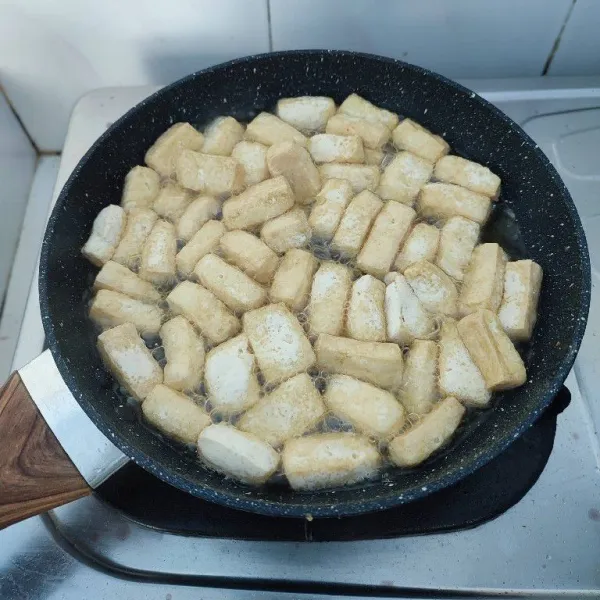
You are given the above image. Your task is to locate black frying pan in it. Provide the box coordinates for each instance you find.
[0,51,590,522]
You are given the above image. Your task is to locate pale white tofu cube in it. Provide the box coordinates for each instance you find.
[326,113,390,149]
[139,220,177,287]
[82,205,126,267]
[261,207,311,254]
[308,179,354,241]
[418,183,491,225]
[331,190,383,258]
[282,432,381,491]
[204,334,261,414]
[201,116,245,156]
[338,93,399,129]
[269,248,319,312]
[243,303,316,385]
[392,118,449,163]
[121,166,160,212]
[194,253,267,313]
[325,375,405,439]
[404,260,459,317]
[176,219,226,278]
[94,260,161,303]
[198,424,280,485]
[245,112,307,147]
[153,182,191,223]
[308,262,352,337]
[498,260,543,342]
[377,151,433,205]
[238,373,325,447]
[90,289,164,335]
[97,322,162,401]
[436,216,480,281]
[176,150,244,197]
[434,155,501,198]
[166,281,240,345]
[319,163,380,194]
[222,176,295,230]
[176,195,221,242]
[308,134,364,164]
[142,385,210,444]
[346,275,386,342]
[389,397,465,467]
[394,223,440,272]
[356,200,416,277]
[231,141,269,187]
[145,122,204,178]
[112,207,158,271]
[276,96,336,133]
[219,230,279,285]
[315,334,404,391]
[160,316,205,392]
[401,340,438,415]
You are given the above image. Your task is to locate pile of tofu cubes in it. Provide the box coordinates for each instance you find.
[81,93,542,491]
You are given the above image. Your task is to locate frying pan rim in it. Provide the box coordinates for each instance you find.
[39,49,591,518]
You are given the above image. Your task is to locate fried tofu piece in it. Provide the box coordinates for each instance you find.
[326,113,390,149]
[176,195,221,242]
[436,216,480,281]
[308,179,354,241]
[392,118,449,163]
[394,223,440,272]
[308,262,352,337]
[219,230,279,285]
[418,183,491,225]
[176,219,225,278]
[438,318,491,407]
[276,96,336,133]
[201,116,245,156]
[338,93,399,130]
[389,397,465,467]
[198,424,280,485]
[139,219,177,287]
[176,150,244,197]
[364,148,384,166]
[319,163,380,194]
[357,200,416,277]
[243,303,316,385]
[231,141,269,187]
[260,207,312,254]
[82,205,126,267]
[97,322,162,401]
[112,207,158,271]
[245,112,307,147]
[457,310,526,391]
[90,289,164,335]
[384,272,435,345]
[498,260,543,342]
[346,275,386,342]
[94,260,161,303]
[434,155,501,199]
[194,253,267,313]
[269,249,319,312]
[121,166,160,212]
[404,260,458,317]
[238,373,325,447]
[401,340,438,415]
[331,190,383,258]
[160,316,205,392]
[325,375,405,439]
[152,182,190,223]
[142,385,210,444]
[145,122,204,178]
[315,334,404,391]
[166,281,240,345]
[222,176,295,230]
[308,134,364,164]
[377,151,433,205]
[204,334,260,414]
[282,432,381,491]
[458,243,506,316]
[266,141,321,204]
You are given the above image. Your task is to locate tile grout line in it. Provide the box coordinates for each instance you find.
[542,0,578,75]
[0,85,41,156]
[266,0,273,52]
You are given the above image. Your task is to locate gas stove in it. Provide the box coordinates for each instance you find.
[2,77,600,599]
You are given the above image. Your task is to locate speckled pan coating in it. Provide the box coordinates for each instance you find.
[39,50,590,518]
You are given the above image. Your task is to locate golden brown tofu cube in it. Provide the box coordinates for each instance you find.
[176,150,244,197]
[434,155,501,198]
[153,182,191,223]
[392,118,449,163]
[307,134,364,164]
[176,219,226,278]
[176,195,221,242]
[404,260,459,318]
[394,223,440,272]
[435,216,480,281]
[338,93,399,130]
[139,220,177,287]
[231,141,269,187]
[418,183,491,225]
[260,207,312,254]
[308,178,354,241]
[201,116,245,156]
[94,260,161,304]
[400,340,438,415]
[269,248,319,312]
[82,205,127,267]
[121,166,160,213]
[219,230,279,285]
[245,112,307,147]
[145,122,204,178]
[319,163,380,194]
[346,275,386,342]
[326,113,390,149]
[112,207,158,271]
[377,151,433,205]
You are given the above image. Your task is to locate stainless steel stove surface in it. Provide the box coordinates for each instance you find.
[2,77,600,600]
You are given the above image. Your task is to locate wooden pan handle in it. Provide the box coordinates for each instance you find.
[0,372,91,529]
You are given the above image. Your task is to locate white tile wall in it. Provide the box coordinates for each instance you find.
[0,0,269,151]
[547,0,600,76]
[269,0,572,78]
